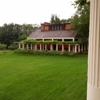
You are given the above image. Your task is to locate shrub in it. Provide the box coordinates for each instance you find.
[14,49,76,57]
[14,49,21,53]
[67,52,76,57]
[0,43,6,50]
[59,52,64,56]
[8,44,18,50]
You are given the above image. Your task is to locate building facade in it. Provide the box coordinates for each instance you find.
[19,22,88,53]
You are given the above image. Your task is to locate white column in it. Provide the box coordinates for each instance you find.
[78,44,80,53]
[62,44,64,52]
[56,44,58,51]
[62,39,64,42]
[68,44,71,52]
[87,0,100,100]
[34,43,37,51]
[50,44,53,51]
[31,44,32,50]
[73,38,75,41]
[19,42,21,49]
[75,44,77,53]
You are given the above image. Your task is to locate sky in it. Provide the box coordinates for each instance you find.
[0,0,76,26]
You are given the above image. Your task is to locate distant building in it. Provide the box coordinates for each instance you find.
[19,22,88,53]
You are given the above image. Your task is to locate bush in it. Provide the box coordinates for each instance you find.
[8,44,18,50]
[67,52,76,57]
[14,49,76,57]
[0,43,6,50]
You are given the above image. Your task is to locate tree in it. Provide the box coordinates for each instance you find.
[74,0,86,6]
[50,15,61,24]
[70,0,90,37]
[0,23,39,47]
[50,14,68,24]
[0,23,22,46]
[20,24,39,40]
[60,19,67,23]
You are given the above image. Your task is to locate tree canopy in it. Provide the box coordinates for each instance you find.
[69,0,90,37]
[0,23,39,47]
[74,0,86,6]
[50,14,68,24]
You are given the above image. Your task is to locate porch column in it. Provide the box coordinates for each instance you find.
[73,38,75,41]
[74,44,77,53]
[34,43,37,51]
[68,44,71,52]
[19,42,21,49]
[62,44,64,52]
[50,44,53,51]
[62,39,64,42]
[22,43,25,50]
[56,44,58,51]
[78,44,80,53]
[87,0,100,100]
[31,44,32,50]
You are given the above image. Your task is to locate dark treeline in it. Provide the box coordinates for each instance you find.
[0,23,39,47]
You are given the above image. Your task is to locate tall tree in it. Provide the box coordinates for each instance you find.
[50,14,68,24]
[70,0,90,37]
[74,0,86,6]
[0,23,39,47]
[19,24,39,40]
[0,23,22,46]
[50,15,61,24]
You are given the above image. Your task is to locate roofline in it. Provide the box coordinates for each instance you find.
[27,37,75,40]
[41,22,71,25]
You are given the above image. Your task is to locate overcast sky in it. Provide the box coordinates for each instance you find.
[0,0,76,26]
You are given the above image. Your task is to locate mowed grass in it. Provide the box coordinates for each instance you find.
[0,51,87,100]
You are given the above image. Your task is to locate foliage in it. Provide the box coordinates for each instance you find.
[70,0,90,37]
[0,23,20,46]
[74,0,86,6]
[0,52,87,100]
[0,23,39,47]
[50,15,61,24]
[0,43,6,50]
[14,49,76,57]
[50,14,67,24]
[21,24,39,37]
[21,39,84,44]
[8,43,18,50]
[18,34,27,40]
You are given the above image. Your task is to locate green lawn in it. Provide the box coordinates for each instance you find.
[0,51,87,100]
